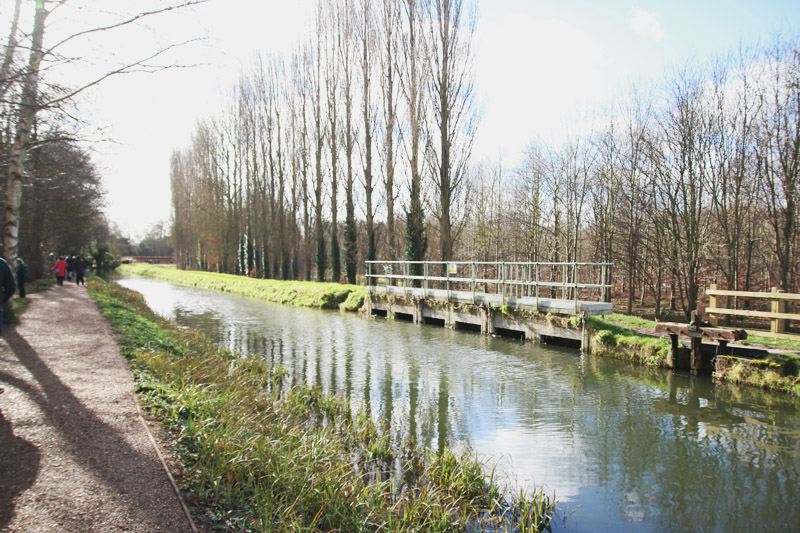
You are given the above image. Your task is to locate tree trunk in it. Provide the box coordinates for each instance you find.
[4,3,47,264]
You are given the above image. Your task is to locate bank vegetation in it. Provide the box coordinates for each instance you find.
[89,276,554,531]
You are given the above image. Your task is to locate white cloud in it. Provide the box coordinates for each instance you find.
[631,8,665,41]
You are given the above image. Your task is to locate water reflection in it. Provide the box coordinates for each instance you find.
[118,278,800,532]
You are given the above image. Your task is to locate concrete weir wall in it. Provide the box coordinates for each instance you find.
[366,294,587,347]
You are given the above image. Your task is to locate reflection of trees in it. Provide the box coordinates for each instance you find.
[161,284,800,530]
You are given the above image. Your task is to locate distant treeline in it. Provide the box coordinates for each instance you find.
[170,0,800,320]
[0,137,108,279]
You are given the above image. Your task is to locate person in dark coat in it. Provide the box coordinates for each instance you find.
[15,258,27,298]
[0,257,17,335]
[73,255,86,286]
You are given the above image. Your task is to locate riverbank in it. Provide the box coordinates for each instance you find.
[118,264,800,397]
[588,314,800,396]
[117,264,366,311]
[90,277,554,531]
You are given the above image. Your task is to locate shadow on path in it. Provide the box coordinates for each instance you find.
[0,398,40,529]
[0,312,187,531]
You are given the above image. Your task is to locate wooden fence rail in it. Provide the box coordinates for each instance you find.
[706,284,800,340]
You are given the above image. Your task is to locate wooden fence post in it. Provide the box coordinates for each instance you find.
[708,284,718,326]
[771,287,785,334]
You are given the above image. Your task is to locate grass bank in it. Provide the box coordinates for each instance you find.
[117,264,367,312]
[588,313,800,396]
[88,278,554,531]
[587,314,673,368]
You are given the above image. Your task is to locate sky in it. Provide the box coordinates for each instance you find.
[5,0,800,240]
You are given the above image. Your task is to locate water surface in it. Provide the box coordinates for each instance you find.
[117,277,800,532]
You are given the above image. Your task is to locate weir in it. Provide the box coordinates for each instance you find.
[365,260,613,348]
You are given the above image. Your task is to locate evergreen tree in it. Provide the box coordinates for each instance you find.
[344,203,358,284]
[405,187,427,286]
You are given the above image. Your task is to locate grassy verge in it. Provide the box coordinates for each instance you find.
[715,356,800,396]
[587,314,672,368]
[588,313,800,396]
[118,264,367,311]
[88,278,554,531]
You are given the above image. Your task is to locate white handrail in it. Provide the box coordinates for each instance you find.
[365,260,612,302]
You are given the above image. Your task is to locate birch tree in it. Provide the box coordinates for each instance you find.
[3,0,204,264]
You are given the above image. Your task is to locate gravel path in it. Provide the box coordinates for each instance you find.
[0,283,197,532]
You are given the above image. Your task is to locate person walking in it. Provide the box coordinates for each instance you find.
[15,258,28,298]
[51,256,68,286]
[0,257,16,335]
[74,255,86,286]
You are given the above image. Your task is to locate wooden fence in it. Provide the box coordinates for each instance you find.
[706,284,800,340]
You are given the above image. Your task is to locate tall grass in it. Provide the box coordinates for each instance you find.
[89,278,554,531]
[117,264,366,311]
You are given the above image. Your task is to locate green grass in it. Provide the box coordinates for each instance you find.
[742,334,800,350]
[590,312,800,394]
[587,313,672,367]
[88,277,555,531]
[597,312,658,332]
[118,264,367,311]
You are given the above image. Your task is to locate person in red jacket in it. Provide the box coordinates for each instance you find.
[51,256,68,286]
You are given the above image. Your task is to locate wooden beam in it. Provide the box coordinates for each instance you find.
[705,307,800,322]
[654,323,746,342]
[706,289,800,301]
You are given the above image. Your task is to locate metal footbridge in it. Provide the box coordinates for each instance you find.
[365,260,613,316]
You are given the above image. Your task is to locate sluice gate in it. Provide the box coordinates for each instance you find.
[365,261,613,349]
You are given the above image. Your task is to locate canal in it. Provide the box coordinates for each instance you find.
[117,277,800,531]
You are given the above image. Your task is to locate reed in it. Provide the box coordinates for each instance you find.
[89,278,555,531]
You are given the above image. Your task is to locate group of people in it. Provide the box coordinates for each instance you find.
[0,253,90,336]
[51,255,88,286]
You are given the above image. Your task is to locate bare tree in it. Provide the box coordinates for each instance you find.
[653,67,713,318]
[339,0,359,285]
[401,0,427,277]
[309,6,328,281]
[3,2,47,264]
[379,0,401,262]
[705,50,760,294]
[616,87,655,312]
[4,0,205,264]
[358,0,379,265]
[425,0,477,262]
[757,38,800,292]
[0,0,23,105]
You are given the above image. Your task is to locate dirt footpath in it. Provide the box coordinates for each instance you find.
[0,283,196,532]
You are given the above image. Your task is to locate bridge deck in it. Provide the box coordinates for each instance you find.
[368,285,613,316]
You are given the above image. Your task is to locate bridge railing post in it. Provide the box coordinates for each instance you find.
[446,263,451,300]
[501,262,506,306]
[403,262,408,297]
[573,263,578,314]
[471,262,476,304]
[424,262,428,298]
